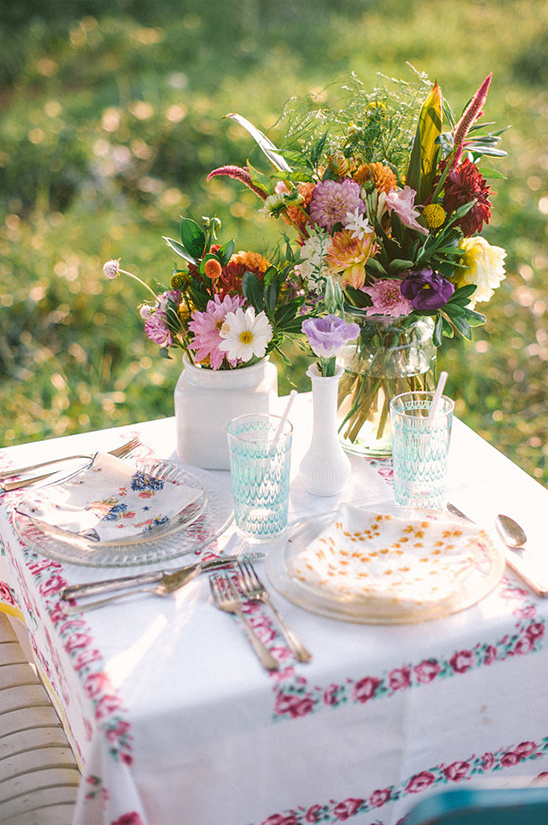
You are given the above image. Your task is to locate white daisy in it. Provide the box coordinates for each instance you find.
[218,307,273,362]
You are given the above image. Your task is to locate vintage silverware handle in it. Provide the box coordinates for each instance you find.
[60,554,265,601]
[0,455,89,481]
[64,585,157,615]
[235,608,279,671]
[503,554,548,598]
[265,596,312,663]
[2,471,59,492]
[61,571,163,600]
[447,502,548,598]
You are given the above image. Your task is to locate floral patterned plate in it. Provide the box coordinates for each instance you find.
[13,458,234,568]
[266,505,505,624]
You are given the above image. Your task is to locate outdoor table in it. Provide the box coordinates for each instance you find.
[1,393,548,825]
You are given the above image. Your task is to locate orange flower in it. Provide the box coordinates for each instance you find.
[327,229,378,289]
[230,250,271,274]
[203,258,223,279]
[285,182,316,234]
[353,162,397,195]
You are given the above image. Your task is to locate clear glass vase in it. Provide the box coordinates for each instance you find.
[336,310,437,457]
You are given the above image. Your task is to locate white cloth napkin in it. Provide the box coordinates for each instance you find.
[289,504,492,615]
[16,453,201,543]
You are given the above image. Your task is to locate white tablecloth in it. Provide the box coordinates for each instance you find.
[1,394,548,825]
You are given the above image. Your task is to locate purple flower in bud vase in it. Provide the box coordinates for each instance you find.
[302,314,360,377]
[302,315,360,360]
[401,267,455,311]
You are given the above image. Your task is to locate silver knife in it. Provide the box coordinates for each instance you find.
[59,553,265,601]
[447,502,548,598]
[63,565,203,616]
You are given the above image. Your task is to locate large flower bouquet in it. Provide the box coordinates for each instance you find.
[104,216,308,371]
[209,70,507,452]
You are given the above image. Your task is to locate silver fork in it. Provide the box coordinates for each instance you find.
[236,561,312,663]
[209,573,279,671]
[0,437,141,491]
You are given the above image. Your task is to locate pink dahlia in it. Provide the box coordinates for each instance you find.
[361,279,413,317]
[188,293,245,369]
[309,179,365,233]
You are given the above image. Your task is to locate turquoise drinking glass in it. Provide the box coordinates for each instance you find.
[227,413,293,542]
[390,391,455,509]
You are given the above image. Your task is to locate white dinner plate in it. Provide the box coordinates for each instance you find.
[13,458,234,568]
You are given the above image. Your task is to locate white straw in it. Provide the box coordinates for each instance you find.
[272,390,297,445]
[427,371,448,424]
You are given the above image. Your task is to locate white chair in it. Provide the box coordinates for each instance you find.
[0,612,80,825]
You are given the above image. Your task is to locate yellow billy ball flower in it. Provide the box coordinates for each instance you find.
[171,271,190,289]
[422,203,446,230]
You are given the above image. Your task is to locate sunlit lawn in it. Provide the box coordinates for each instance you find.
[0,0,546,485]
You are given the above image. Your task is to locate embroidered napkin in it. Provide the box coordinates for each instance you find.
[16,453,202,543]
[289,504,492,612]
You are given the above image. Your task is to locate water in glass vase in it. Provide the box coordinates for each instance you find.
[336,311,437,457]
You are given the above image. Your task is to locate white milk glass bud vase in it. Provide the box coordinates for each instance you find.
[174,355,278,470]
[299,364,351,496]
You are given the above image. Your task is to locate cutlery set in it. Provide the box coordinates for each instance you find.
[62,555,311,670]
[0,437,141,491]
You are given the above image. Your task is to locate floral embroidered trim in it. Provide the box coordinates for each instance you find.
[270,577,544,721]
[257,737,548,824]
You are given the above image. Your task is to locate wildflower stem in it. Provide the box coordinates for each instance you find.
[120,269,158,300]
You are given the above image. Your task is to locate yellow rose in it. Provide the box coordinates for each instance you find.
[455,236,506,307]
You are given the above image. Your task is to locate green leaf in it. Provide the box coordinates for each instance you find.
[163,236,198,266]
[180,218,206,260]
[469,145,508,158]
[451,314,473,338]
[263,269,280,316]
[242,271,264,312]
[388,258,414,275]
[310,132,329,167]
[448,284,477,304]
[433,314,444,347]
[366,258,389,278]
[479,168,507,180]
[463,307,487,326]
[225,113,292,173]
[247,161,273,194]
[218,239,235,264]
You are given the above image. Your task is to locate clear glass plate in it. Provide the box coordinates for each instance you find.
[13,458,234,568]
[20,458,208,550]
[266,506,505,624]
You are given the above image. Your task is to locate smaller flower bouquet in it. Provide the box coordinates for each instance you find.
[209,70,508,453]
[104,216,308,371]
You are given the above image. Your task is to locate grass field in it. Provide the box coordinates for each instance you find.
[0,0,547,486]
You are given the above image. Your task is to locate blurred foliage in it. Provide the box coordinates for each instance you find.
[0,0,547,488]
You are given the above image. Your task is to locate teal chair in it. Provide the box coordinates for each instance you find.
[402,786,548,825]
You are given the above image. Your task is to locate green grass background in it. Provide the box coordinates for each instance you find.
[0,0,547,486]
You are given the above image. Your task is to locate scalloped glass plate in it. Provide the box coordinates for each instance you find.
[266,505,505,624]
[13,458,234,568]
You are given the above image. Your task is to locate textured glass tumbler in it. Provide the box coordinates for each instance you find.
[390,392,455,509]
[227,413,293,543]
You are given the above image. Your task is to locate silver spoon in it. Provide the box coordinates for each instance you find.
[495,514,528,549]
